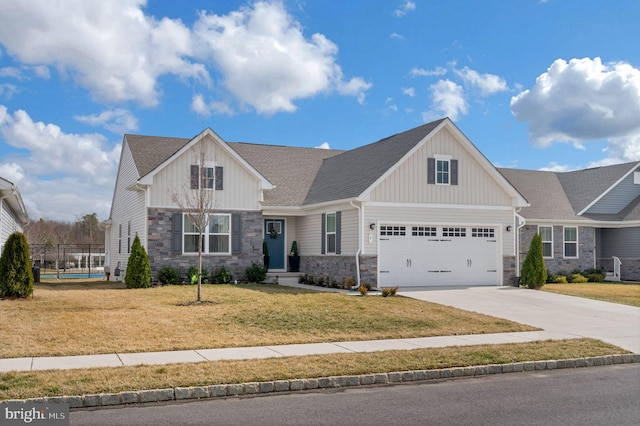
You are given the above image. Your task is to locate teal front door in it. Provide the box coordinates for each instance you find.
[264,219,285,270]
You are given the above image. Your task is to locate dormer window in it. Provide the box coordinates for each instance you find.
[436,158,450,185]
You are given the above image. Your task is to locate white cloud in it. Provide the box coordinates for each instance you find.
[410,66,447,77]
[315,142,331,149]
[0,106,120,221]
[454,66,508,96]
[390,33,404,40]
[424,79,467,121]
[0,0,209,107]
[192,1,371,114]
[539,162,571,172]
[510,57,640,161]
[394,1,416,17]
[74,109,138,134]
[402,87,415,97]
[191,93,234,116]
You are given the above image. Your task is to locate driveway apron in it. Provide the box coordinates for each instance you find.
[401,286,640,353]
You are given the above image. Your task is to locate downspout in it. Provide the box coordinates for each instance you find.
[515,208,526,277]
[350,201,362,287]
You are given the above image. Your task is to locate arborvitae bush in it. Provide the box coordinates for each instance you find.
[124,234,151,288]
[521,233,547,289]
[0,232,34,298]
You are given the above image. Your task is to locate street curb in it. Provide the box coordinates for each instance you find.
[2,354,638,408]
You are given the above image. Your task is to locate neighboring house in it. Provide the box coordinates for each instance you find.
[0,177,29,253]
[499,162,640,282]
[107,118,640,286]
[106,118,531,288]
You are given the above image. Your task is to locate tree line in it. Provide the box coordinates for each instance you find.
[24,213,105,247]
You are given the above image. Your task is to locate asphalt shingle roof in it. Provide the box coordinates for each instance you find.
[227,142,344,206]
[125,134,190,178]
[304,118,446,205]
[499,162,640,222]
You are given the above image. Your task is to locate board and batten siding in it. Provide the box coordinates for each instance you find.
[587,166,640,214]
[148,136,262,211]
[295,204,359,256]
[370,128,513,206]
[362,204,514,256]
[109,141,147,277]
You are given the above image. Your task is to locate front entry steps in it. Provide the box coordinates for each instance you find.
[266,272,300,284]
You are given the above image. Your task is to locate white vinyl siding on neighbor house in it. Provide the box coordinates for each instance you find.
[539,226,553,258]
[149,136,262,211]
[564,226,578,258]
[370,128,513,206]
[109,141,147,278]
[1,200,22,253]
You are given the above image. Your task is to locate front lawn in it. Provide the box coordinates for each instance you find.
[541,283,640,307]
[0,282,536,358]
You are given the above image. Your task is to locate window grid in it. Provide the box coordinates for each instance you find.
[471,228,495,238]
[380,225,406,236]
[539,226,553,258]
[201,167,214,189]
[564,226,578,258]
[442,227,466,237]
[326,213,336,254]
[436,159,449,185]
[412,226,437,237]
[183,214,231,254]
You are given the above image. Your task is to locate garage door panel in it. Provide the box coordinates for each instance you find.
[379,224,499,288]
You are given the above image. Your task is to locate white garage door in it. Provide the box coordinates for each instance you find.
[378,225,499,287]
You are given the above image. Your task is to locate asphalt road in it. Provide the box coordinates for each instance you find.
[71,364,640,426]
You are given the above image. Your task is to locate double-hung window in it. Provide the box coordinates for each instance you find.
[436,158,449,185]
[563,227,578,258]
[183,214,231,254]
[539,226,553,258]
[326,213,336,254]
[191,164,223,190]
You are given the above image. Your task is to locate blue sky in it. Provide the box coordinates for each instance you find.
[0,0,638,221]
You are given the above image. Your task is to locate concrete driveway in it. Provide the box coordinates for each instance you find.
[400,286,640,353]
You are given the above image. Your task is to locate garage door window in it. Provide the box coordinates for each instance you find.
[471,228,495,238]
[381,225,406,236]
[443,227,466,237]
[412,226,436,236]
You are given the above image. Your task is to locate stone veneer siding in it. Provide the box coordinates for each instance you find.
[300,255,378,287]
[147,208,263,282]
[519,225,595,275]
[503,255,517,286]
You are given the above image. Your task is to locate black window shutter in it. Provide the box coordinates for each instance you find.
[321,213,326,254]
[335,211,342,254]
[215,166,223,190]
[172,212,183,254]
[451,159,458,186]
[427,158,435,184]
[190,165,199,189]
[231,213,241,255]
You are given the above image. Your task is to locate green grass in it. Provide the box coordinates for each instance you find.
[541,283,640,307]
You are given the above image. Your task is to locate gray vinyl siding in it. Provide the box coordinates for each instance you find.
[587,167,640,214]
[599,227,640,258]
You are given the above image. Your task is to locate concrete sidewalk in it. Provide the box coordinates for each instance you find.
[0,330,571,373]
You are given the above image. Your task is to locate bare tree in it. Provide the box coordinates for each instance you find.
[170,136,220,302]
